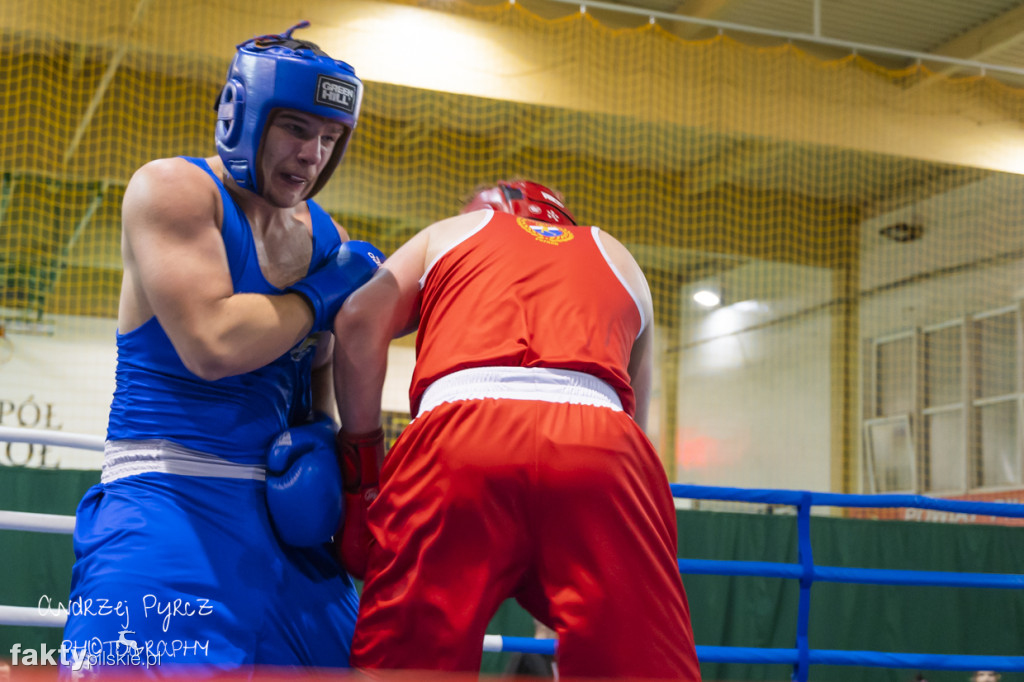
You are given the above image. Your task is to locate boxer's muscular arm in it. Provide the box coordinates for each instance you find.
[332,212,474,434]
[332,211,481,433]
[329,224,429,579]
[120,158,317,380]
[310,334,338,422]
[330,212,480,579]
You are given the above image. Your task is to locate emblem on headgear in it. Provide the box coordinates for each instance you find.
[214,21,364,198]
[462,180,577,226]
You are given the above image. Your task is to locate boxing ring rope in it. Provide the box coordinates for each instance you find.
[2,427,1024,677]
[671,483,1024,681]
[0,426,104,452]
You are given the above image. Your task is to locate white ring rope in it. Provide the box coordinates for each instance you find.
[0,510,75,534]
[1,428,85,536]
[0,425,104,451]
[0,605,68,628]
[482,635,502,653]
[0,606,532,653]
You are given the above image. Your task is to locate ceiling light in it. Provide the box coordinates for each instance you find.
[693,289,721,308]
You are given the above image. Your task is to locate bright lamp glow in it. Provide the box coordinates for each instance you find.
[693,289,721,308]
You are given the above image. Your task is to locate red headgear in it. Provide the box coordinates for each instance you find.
[462,180,576,225]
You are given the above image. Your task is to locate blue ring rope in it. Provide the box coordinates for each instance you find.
[670,484,1024,518]
[496,642,1024,672]
[671,483,1024,681]
[677,559,1024,589]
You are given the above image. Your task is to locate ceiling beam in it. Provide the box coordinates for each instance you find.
[926,2,1024,73]
[668,0,738,39]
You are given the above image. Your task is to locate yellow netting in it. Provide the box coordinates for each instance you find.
[4,0,1024,499]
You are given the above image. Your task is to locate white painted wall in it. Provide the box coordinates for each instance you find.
[674,262,834,492]
[0,316,117,470]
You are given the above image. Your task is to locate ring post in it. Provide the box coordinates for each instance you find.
[793,493,813,682]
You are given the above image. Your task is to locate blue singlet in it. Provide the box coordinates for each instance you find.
[61,158,359,677]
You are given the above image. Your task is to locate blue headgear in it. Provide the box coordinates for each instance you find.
[215,21,363,198]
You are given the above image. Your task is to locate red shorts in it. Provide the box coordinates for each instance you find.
[351,397,700,680]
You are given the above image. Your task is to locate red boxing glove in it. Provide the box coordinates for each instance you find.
[334,427,384,580]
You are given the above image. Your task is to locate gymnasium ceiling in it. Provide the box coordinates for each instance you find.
[511,0,1024,87]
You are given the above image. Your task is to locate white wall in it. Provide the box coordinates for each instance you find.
[381,342,417,417]
[860,173,1024,337]
[0,315,117,470]
[674,263,834,491]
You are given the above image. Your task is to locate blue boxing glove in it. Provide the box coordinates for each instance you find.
[287,240,384,332]
[266,414,344,548]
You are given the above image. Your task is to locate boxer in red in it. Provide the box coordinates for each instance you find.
[333,181,700,679]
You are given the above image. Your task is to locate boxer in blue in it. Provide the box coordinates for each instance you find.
[60,22,381,677]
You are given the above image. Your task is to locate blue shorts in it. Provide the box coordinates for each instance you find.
[60,473,358,676]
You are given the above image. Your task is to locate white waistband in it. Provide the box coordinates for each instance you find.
[416,367,623,417]
[101,439,266,484]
